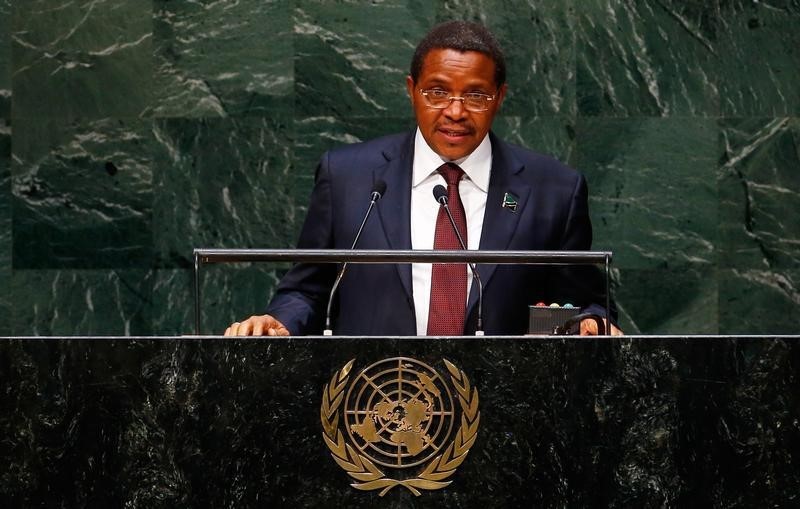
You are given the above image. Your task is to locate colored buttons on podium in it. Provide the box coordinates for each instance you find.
[528,302,582,335]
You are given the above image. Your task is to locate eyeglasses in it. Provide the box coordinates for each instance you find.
[419,89,496,112]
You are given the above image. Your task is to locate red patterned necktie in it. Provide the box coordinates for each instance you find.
[427,163,468,336]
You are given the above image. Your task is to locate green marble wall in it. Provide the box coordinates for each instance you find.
[2,1,798,335]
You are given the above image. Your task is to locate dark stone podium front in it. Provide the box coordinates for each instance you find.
[2,335,799,507]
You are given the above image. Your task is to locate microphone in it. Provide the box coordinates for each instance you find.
[323,180,387,335]
[432,184,484,336]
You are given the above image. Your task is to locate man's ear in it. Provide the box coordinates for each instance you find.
[495,83,508,109]
[406,75,416,105]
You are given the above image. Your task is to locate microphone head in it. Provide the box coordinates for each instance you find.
[371,180,387,201]
[433,184,448,204]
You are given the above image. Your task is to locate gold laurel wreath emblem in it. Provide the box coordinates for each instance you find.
[320,358,480,496]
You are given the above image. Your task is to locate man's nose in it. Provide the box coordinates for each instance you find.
[443,97,468,119]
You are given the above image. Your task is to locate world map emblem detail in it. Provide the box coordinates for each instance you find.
[320,357,480,496]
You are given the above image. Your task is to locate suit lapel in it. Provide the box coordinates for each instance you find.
[375,133,415,301]
[468,133,531,315]
[369,132,532,323]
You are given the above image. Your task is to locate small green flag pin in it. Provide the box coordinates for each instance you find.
[502,192,518,212]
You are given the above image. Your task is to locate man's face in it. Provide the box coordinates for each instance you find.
[406,48,507,161]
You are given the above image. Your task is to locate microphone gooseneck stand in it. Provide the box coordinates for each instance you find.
[323,180,387,335]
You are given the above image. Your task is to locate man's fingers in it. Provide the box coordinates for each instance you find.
[224,315,289,337]
[579,319,597,336]
[224,322,240,336]
[226,320,252,336]
[579,318,625,336]
[252,320,265,336]
[265,324,289,336]
[239,320,253,336]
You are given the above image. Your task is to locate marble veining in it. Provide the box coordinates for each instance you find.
[151,0,293,118]
[1,336,798,506]
[2,1,799,334]
[9,269,152,336]
[0,118,10,335]
[11,0,152,120]
[719,118,800,270]
[577,0,718,117]
[12,119,153,269]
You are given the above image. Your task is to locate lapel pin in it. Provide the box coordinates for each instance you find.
[502,192,518,212]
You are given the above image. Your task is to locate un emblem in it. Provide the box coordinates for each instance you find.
[320,357,480,496]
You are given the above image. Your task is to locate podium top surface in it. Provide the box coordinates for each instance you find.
[2,334,799,340]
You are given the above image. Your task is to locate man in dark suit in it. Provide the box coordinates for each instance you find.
[225,21,621,337]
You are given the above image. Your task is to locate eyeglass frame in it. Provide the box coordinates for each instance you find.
[418,88,498,112]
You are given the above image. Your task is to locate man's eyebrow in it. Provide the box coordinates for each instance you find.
[422,77,449,87]
[421,77,493,91]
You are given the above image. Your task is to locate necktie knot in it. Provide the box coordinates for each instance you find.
[438,163,464,188]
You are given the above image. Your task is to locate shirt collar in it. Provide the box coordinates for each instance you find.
[411,128,492,192]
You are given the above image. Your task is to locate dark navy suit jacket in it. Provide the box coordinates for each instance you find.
[266,130,612,335]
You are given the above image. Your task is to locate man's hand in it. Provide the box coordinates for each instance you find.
[580,318,623,336]
[224,314,290,336]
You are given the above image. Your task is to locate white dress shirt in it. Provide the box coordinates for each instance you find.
[410,128,491,335]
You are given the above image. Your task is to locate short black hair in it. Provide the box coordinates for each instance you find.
[410,21,506,88]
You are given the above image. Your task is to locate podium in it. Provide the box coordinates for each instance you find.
[2,334,799,506]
